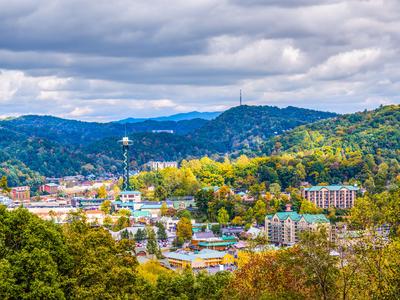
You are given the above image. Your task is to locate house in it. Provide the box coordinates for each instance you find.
[265,210,330,246]
[222,227,245,237]
[245,227,263,239]
[167,197,196,210]
[132,210,151,221]
[11,186,30,201]
[164,249,234,269]
[40,183,60,194]
[120,190,141,202]
[139,203,164,218]
[302,185,359,209]
[160,216,180,231]
[236,191,255,202]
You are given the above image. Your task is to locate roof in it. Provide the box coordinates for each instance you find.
[45,183,59,187]
[303,185,359,192]
[164,249,228,262]
[120,191,141,195]
[132,211,151,217]
[267,211,302,222]
[113,201,136,207]
[198,241,236,247]
[140,204,162,209]
[302,214,330,223]
[193,231,215,239]
[202,186,220,192]
[266,211,329,224]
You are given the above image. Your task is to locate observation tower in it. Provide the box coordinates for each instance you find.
[118,136,133,191]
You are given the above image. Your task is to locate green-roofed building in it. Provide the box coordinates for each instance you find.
[265,210,330,246]
[302,185,359,209]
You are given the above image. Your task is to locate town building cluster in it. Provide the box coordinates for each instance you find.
[0,151,362,273]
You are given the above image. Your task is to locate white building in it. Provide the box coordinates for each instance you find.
[120,191,141,202]
[146,161,178,171]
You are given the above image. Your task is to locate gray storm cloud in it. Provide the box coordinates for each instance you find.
[0,0,399,121]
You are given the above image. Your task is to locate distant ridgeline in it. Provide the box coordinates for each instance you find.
[1,104,399,187]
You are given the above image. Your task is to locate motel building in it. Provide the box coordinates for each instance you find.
[164,249,234,269]
[193,236,238,251]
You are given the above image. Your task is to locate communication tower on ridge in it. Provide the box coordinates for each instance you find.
[118,136,133,191]
[240,89,243,106]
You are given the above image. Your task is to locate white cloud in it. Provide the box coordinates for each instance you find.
[309,48,383,80]
[0,0,399,119]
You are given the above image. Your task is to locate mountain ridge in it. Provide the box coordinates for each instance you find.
[116,111,222,123]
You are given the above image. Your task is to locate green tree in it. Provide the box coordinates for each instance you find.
[194,189,214,217]
[295,228,339,300]
[299,199,323,214]
[134,228,147,242]
[176,217,192,241]
[160,202,168,216]
[0,176,10,192]
[118,208,131,217]
[100,199,112,215]
[269,182,281,194]
[103,215,113,228]
[217,207,229,226]
[146,227,161,258]
[156,222,168,241]
[231,216,244,226]
[97,184,108,199]
[253,199,267,224]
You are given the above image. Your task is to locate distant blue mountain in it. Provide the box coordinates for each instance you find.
[117,111,221,123]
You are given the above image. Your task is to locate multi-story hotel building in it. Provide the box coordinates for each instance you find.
[265,210,330,246]
[302,185,359,209]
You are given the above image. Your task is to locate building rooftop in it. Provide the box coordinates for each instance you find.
[266,211,329,223]
[303,185,359,192]
[164,249,227,262]
[132,211,151,218]
[202,186,220,192]
[140,204,163,209]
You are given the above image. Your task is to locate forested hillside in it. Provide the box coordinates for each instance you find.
[264,104,400,159]
[192,105,336,154]
[1,115,207,146]
[1,105,399,190]
[0,105,336,182]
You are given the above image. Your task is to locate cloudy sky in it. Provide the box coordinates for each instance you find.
[0,0,399,121]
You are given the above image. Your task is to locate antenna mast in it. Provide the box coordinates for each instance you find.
[240,89,242,106]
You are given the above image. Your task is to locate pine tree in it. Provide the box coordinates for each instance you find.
[156,222,168,241]
[146,227,161,258]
